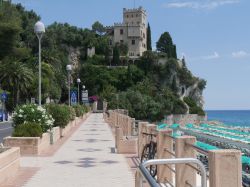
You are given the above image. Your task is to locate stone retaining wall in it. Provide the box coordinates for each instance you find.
[0,147,20,184]
[3,112,90,156]
[3,133,50,155]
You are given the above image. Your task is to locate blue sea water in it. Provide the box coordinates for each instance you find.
[206,110,250,127]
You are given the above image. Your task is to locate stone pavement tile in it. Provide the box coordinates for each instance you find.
[20,113,134,187]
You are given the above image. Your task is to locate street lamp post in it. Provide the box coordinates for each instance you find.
[34,21,45,106]
[66,65,72,106]
[77,78,81,104]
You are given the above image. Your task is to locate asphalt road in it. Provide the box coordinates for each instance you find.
[0,121,13,143]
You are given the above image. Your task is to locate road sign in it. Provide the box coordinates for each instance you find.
[82,90,88,101]
[71,91,77,105]
[31,98,36,104]
[1,92,7,101]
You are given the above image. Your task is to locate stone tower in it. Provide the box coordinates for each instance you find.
[108,6,147,58]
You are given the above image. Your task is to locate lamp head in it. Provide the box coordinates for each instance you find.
[77,78,81,83]
[34,21,45,34]
[66,64,72,72]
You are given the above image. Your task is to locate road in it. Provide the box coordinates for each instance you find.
[0,121,13,143]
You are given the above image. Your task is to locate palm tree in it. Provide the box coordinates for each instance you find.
[0,60,34,106]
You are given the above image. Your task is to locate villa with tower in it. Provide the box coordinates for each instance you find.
[106,6,147,59]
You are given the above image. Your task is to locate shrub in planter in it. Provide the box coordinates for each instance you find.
[12,104,54,133]
[45,104,71,128]
[73,105,85,117]
[12,122,43,137]
[68,106,76,121]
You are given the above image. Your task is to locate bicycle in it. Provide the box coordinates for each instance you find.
[140,132,157,177]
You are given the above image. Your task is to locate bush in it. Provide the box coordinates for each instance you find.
[73,105,86,117]
[12,122,43,137]
[45,104,71,128]
[12,104,54,133]
[69,106,76,121]
[184,97,205,116]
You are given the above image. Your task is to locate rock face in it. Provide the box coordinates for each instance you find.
[179,80,205,108]
[158,57,206,112]
[67,46,81,70]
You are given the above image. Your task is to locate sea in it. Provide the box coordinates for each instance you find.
[206,110,250,127]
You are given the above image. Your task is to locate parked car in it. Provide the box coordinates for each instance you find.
[0,109,8,122]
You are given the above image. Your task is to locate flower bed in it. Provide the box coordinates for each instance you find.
[4,104,90,155]
[0,147,20,184]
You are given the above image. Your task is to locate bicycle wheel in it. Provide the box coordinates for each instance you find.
[141,144,150,163]
[149,142,157,177]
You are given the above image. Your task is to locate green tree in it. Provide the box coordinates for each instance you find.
[92,21,105,35]
[147,23,152,51]
[156,32,177,58]
[137,51,158,74]
[0,60,34,106]
[113,44,120,65]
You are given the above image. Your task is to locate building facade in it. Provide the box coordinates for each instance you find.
[107,7,147,58]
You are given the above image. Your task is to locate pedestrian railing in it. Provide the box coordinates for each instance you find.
[105,110,243,187]
[137,158,207,187]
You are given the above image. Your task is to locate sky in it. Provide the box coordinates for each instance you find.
[12,0,250,110]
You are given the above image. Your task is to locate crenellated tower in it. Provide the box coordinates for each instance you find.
[107,6,147,58]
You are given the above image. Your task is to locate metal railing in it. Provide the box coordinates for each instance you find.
[137,158,207,187]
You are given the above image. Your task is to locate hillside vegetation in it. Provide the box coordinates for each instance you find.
[0,2,206,121]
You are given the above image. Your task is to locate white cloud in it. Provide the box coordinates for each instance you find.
[232,50,250,58]
[163,0,240,9]
[186,51,220,61]
[202,52,220,60]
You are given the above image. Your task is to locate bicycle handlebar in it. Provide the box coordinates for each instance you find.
[142,132,157,137]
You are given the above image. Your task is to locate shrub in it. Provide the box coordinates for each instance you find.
[73,105,85,117]
[12,122,43,137]
[45,104,71,128]
[184,97,205,116]
[69,106,76,121]
[12,104,54,133]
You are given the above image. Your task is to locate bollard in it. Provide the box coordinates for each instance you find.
[208,149,242,187]
[157,129,173,183]
[115,127,123,150]
[175,136,196,187]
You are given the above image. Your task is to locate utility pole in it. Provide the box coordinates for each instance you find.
[134,0,135,8]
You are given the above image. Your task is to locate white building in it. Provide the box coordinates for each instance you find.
[107,6,147,58]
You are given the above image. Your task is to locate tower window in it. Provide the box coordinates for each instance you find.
[120,29,123,35]
[132,40,135,45]
[143,33,145,38]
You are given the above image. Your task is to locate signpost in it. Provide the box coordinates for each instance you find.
[1,92,7,101]
[71,90,77,105]
[31,98,36,104]
[82,90,89,105]
[1,92,7,121]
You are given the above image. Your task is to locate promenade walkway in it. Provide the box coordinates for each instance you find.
[9,113,134,187]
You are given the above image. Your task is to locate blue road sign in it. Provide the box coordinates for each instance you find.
[71,91,77,105]
[1,92,7,101]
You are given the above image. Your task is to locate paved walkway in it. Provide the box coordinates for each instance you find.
[20,113,134,187]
